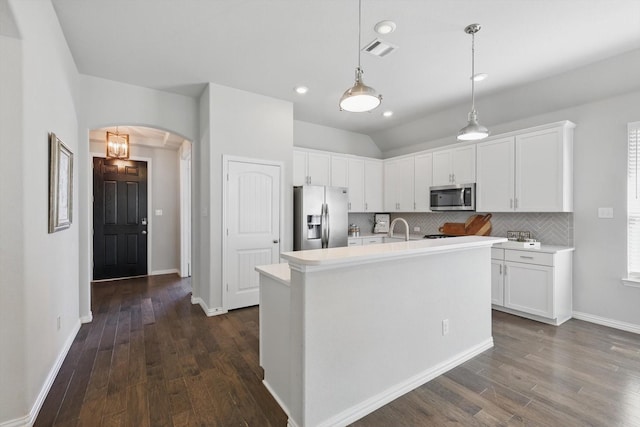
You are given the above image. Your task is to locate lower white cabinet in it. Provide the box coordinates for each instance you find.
[348,236,384,246]
[491,246,573,325]
[348,238,362,247]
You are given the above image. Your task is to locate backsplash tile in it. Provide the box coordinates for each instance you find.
[349,212,573,246]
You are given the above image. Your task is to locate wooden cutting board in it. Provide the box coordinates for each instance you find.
[466,213,492,235]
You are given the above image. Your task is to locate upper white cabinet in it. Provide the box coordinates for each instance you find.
[384,157,415,212]
[432,145,476,186]
[293,149,331,186]
[330,154,382,212]
[476,137,515,211]
[363,160,383,212]
[413,153,433,212]
[477,121,574,212]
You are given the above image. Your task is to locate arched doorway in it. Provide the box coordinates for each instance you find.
[88,125,192,281]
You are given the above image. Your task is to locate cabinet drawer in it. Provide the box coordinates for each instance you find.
[505,250,553,266]
[363,237,383,245]
[348,238,363,246]
[491,248,504,260]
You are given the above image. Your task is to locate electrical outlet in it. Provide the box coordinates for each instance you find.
[413,226,420,232]
[598,207,614,218]
[442,319,449,336]
[57,316,61,331]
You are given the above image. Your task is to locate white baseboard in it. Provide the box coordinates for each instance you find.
[190,296,227,317]
[308,338,493,427]
[80,311,93,324]
[0,414,29,427]
[150,268,179,276]
[572,311,640,335]
[0,319,83,427]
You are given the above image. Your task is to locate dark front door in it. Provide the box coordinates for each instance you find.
[93,157,148,280]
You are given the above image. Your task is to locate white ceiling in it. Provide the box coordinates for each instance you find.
[53,0,640,150]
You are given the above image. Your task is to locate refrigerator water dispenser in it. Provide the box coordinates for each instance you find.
[307,215,322,239]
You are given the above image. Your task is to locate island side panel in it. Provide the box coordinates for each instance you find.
[258,273,292,415]
[291,246,493,427]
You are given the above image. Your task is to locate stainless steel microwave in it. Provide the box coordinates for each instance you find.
[430,183,476,211]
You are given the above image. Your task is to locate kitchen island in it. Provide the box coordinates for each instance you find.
[257,235,507,427]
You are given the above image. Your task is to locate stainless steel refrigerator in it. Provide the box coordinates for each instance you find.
[293,186,349,250]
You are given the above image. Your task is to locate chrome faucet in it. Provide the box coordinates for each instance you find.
[388,217,410,241]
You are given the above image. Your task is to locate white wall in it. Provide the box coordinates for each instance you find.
[77,75,198,320]
[0,17,26,423]
[201,83,294,311]
[0,1,80,424]
[192,85,211,307]
[90,141,181,274]
[294,120,382,158]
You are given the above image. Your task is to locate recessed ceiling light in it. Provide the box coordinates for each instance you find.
[382,110,393,117]
[294,85,308,94]
[471,73,488,82]
[374,20,396,35]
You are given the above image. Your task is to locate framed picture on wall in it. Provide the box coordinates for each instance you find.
[48,132,73,233]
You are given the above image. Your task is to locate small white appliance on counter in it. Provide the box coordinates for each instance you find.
[373,213,390,233]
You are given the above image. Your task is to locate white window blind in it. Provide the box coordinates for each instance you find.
[628,122,640,279]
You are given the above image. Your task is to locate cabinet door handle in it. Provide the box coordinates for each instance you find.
[499,264,502,275]
[365,202,368,211]
[515,198,519,209]
[520,255,534,259]
[414,202,416,210]
[504,265,507,275]
[348,202,351,210]
[452,173,455,183]
[510,199,513,209]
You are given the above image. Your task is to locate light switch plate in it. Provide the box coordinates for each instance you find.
[155,209,163,216]
[598,207,614,218]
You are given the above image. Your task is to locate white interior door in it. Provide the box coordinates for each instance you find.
[225,159,281,310]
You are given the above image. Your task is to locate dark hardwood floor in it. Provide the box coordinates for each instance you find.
[35,274,640,427]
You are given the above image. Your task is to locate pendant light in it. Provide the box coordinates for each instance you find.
[457,23,489,141]
[106,127,130,159]
[339,0,382,112]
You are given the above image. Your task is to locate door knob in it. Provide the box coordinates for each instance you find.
[273,239,279,244]
[142,230,147,235]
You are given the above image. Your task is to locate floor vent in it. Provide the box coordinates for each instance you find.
[362,38,398,58]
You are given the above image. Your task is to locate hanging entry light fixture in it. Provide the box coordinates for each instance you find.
[458,23,489,141]
[106,127,130,159]
[339,0,382,112]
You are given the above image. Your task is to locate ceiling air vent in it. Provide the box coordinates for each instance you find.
[362,38,398,58]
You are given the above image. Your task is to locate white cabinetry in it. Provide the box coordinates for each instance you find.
[491,245,573,325]
[293,149,331,186]
[490,248,506,306]
[432,145,476,186]
[348,236,384,246]
[413,153,433,211]
[384,157,415,212]
[331,155,382,212]
[363,160,383,212]
[476,121,574,212]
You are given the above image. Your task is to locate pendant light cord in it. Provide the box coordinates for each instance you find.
[471,30,476,112]
[357,0,362,71]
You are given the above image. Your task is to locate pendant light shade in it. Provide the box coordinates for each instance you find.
[339,67,382,112]
[339,0,382,113]
[458,23,489,141]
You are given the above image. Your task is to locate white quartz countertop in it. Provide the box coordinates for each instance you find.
[255,263,290,284]
[493,241,575,253]
[281,235,507,267]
